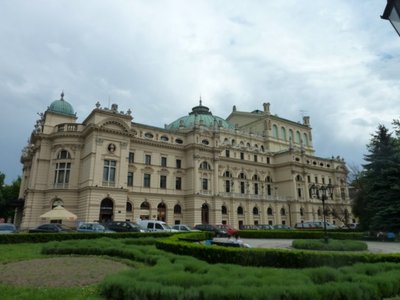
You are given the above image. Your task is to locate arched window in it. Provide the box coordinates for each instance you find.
[267,207,273,215]
[272,124,278,138]
[200,161,210,170]
[300,207,304,216]
[296,175,302,181]
[57,150,71,159]
[237,206,244,215]
[221,205,227,215]
[157,203,167,222]
[174,204,182,214]
[52,199,64,208]
[239,173,246,179]
[260,145,265,152]
[253,207,259,215]
[280,208,286,216]
[126,202,133,212]
[253,175,259,181]
[140,201,150,210]
[317,208,321,216]
[295,131,301,144]
[224,171,232,177]
[246,142,251,148]
[266,176,272,182]
[281,127,287,141]
[232,139,236,146]
[303,133,309,146]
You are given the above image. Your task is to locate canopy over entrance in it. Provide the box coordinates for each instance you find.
[40,205,77,221]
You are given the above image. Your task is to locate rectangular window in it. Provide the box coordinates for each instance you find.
[225,180,231,193]
[240,152,244,160]
[225,150,230,157]
[267,157,270,164]
[254,183,259,195]
[160,175,167,189]
[328,178,332,184]
[176,177,182,190]
[314,176,318,183]
[127,172,133,186]
[298,188,302,197]
[254,155,258,162]
[267,184,271,196]
[54,162,71,187]
[322,177,325,184]
[202,178,208,190]
[307,175,311,183]
[176,159,181,169]
[145,154,151,165]
[103,160,116,183]
[143,174,151,188]
[240,181,245,194]
[161,157,167,167]
[128,152,135,163]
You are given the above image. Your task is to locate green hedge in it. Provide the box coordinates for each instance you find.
[238,230,365,240]
[0,232,175,244]
[156,233,400,268]
[292,239,368,251]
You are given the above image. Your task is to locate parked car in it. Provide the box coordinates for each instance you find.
[295,221,337,230]
[106,221,145,232]
[193,224,229,237]
[273,224,293,230]
[77,222,114,233]
[215,224,239,236]
[172,224,200,232]
[239,224,260,230]
[256,224,274,230]
[0,223,17,234]
[137,220,178,232]
[28,223,74,233]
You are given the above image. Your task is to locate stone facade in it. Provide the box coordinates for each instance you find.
[17,95,354,229]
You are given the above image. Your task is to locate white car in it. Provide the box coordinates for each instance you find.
[172,224,200,232]
[137,220,179,232]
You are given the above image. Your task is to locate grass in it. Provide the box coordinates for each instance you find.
[1,238,400,299]
[292,239,368,251]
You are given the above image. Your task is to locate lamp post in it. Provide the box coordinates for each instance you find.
[382,0,400,37]
[310,183,333,243]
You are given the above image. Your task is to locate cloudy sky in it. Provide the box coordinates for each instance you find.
[1,0,399,184]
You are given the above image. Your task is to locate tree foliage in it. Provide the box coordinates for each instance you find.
[352,124,400,231]
[0,172,21,221]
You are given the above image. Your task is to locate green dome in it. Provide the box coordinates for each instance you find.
[48,92,75,117]
[166,102,234,130]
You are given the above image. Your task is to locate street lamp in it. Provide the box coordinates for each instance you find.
[310,183,334,242]
[382,0,400,37]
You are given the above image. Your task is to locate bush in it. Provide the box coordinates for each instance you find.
[292,239,368,251]
[238,230,364,240]
[156,233,400,268]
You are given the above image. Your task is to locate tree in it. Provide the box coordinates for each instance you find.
[0,172,21,221]
[358,125,400,231]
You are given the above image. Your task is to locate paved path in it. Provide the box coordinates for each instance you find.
[214,238,400,253]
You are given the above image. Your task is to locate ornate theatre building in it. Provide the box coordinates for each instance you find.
[16,93,354,229]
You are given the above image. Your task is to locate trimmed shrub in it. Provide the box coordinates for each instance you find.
[292,239,368,251]
[238,229,364,240]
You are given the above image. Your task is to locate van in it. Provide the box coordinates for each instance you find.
[137,220,178,232]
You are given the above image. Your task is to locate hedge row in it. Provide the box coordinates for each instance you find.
[0,232,174,244]
[156,233,400,268]
[238,230,365,240]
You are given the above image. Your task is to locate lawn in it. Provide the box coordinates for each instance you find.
[1,238,400,299]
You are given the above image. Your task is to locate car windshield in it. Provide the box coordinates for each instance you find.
[163,224,172,230]
[0,224,15,231]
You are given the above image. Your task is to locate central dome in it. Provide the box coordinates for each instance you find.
[47,92,75,117]
[166,101,234,130]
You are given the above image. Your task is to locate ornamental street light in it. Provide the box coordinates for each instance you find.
[310,183,334,243]
[382,0,400,37]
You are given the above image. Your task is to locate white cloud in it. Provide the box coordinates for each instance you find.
[0,0,400,183]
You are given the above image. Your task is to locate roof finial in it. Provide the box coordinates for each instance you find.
[199,95,202,106]
[60,90,64,100]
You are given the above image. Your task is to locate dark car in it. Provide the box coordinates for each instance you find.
[194,224,229,237]
[77,222,114,233]
[0,223,17,234]
[29,223,74,233]
[105,221,144,232]
[273,224,293,230]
